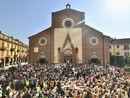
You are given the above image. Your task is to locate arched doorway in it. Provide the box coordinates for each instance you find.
[91,58,98,63]
[64,55,73,63]
[90,53,100,64]
[39,54,46,64]
[63,49,74,63]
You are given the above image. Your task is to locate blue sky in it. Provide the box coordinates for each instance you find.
[0,0,130,45]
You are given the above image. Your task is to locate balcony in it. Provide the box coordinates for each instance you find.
[17,49,20,52]
[10,48,15,52]
[0,47,6,51]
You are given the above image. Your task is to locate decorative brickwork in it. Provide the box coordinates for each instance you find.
[28,6,110,65]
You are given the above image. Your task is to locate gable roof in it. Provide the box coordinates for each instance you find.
[52,8,84,14]
[85,24,103,35]
[28,27,51,39]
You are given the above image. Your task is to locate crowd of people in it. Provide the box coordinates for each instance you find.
[0,63,130,98]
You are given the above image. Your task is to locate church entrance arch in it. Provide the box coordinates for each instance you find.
[63,49,74,63]
[39,54,46,64]
[64,55,73,63]
[90,53,100,64]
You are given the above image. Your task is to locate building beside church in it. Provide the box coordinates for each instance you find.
[109,38,130,65]
[28,4,110,65]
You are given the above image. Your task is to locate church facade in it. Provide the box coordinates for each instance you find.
[28,4,110,65]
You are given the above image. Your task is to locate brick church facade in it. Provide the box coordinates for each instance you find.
[28,4,110,65]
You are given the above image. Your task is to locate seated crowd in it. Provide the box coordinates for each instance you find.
[0,63,130,98]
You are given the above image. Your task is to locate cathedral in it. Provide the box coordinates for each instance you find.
[28,4,110,65]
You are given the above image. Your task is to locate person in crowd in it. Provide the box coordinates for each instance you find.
[0,63,129,98]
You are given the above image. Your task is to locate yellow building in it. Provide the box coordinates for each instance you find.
[109,38,130,65]
[0,31,28,67]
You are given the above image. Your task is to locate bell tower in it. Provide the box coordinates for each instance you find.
[66,3,71,9]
